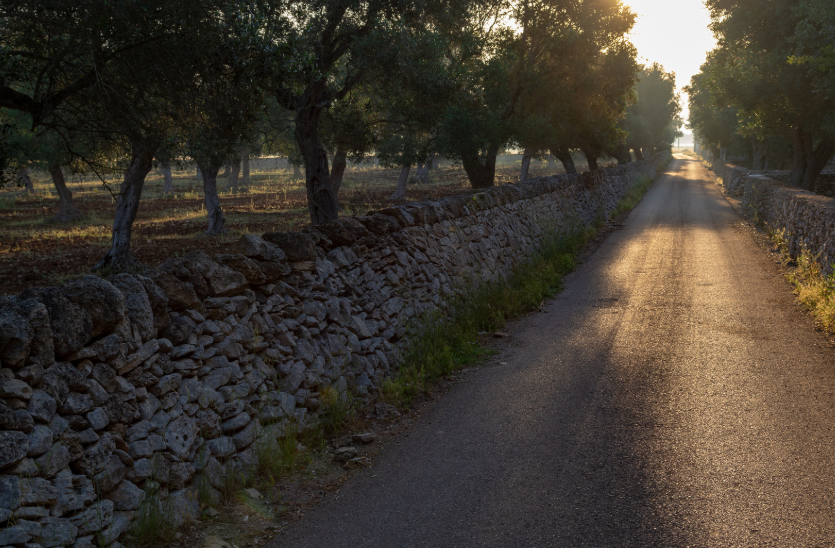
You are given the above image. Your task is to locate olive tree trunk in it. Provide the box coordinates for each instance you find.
[292,163,302,179]
[551,146,577,174]
[227,161,240,193]
[294,102,339,225]
[197,162,226,234]
[330,149,347,198]
[633,147,644,161]
[791,126,835,191]
[390,164,411,201]
[162,166,174,193]
[520,149,532,181]
[580,146,599,171]
[415,159,429,184]
[461,145,499,189]
[47,166,83,223]
[94,138,157,271]
[241,151,250,188]
[18,168,34,193]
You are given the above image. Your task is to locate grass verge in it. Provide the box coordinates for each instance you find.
[770,227,835,332]
[382,167,662,409]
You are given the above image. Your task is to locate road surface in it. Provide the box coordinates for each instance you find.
[269,156,835,547]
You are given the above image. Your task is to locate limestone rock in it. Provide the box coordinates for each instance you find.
[73,432,114,476]
[110,479,144,510]
[169,462,196,490]
[150,270,201,312]
[262,231,318,261]
[0,524,31,545]
[35,443,70,477]
[206,436,236,458]
[0,474,20,511]
[0,377,33,399]
[70,498,113,536]
[316,217,372,247]
[139,275,170,330]
[166,486,200,527]
[207,264,248,297]
[111,273,156,342]
[0,430,28,469]
[86,407,110,430]
[19,476,57,505]
[61,275,127,338]
[235,234,286,262]
[37,517,78,548]
[164,415,199,459]
[26,424,53,456]
[215,254,267,285]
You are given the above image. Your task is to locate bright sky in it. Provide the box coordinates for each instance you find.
[626,0,717,129]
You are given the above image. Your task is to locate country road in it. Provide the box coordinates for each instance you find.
[268,156,835,547]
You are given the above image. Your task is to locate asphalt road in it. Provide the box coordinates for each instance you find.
[270,156,835,547]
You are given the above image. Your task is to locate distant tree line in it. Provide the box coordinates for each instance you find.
[687,0,835,189]
[0,0,681,271]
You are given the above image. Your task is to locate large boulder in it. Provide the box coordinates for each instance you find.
[0,296,55,370]
[158,255,210,298]
[149,270,201,312]
[206,264,248,297]
[357,213,402,235]
[20,287,92,357]
[262,231,318,261]
[316,217,372,247]
[111,274,155,341]
[61,276,127,339]
[214,254,267,285]
[235,234,286,262]
[138,276,170,330]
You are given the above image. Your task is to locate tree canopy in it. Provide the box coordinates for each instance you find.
[0,0,681,272]
[688,0,835,188]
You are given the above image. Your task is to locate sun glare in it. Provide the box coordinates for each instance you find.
[625,0,716,124]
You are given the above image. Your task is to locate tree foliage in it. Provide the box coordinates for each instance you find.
[689,0,835,187]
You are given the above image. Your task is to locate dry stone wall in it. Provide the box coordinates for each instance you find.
[0,153,667,547]
[714,163,835,274]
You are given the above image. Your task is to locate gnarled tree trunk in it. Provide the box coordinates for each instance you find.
[580,146,599,171]
[295,102,338,225]
[551,146,577,174]
[241,150,250,188]
[198,162,226,234]
[415,159,429,184]
[227,161,240,193]
[94,137,158,271]
[390,164,411,201]
[612,145,631,165]
[330,149,347,199]
[520,149,532,181]
[292,163,302,179]
[752,140,768,171]
[47,166,83,223]
[162,166,174,193]
[791,126,835,191]
[461,145,499,189]
[18,167,34,193]
[633,147,644,161]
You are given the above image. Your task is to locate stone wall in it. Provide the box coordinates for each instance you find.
[712,162,835,274]
[0,153,667,548]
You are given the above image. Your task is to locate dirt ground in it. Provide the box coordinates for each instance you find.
[0,156,590,296]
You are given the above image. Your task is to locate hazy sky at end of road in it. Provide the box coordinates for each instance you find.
[626,0,717,130]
